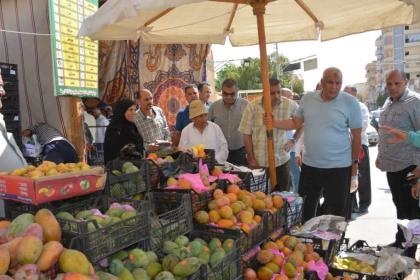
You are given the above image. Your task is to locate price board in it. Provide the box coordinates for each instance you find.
[49,0,98,97]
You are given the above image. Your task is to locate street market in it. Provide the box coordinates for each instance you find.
[0,0,420,279]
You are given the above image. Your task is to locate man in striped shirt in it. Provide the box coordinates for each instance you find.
[22,123,78,164]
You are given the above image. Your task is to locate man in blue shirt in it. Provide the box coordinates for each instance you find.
[270,67,362,221]
[172,84,199,146]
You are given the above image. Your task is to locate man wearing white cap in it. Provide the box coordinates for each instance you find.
[179,100,228,164]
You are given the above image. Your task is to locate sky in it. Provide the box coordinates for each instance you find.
[211,30,381,91]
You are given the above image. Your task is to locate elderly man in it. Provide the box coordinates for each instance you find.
[172,84,199,146]
[344,86,371,215]
[179,100,228,164]
[271,67,362,221]
[377,70,420,248]
[134,89,170,148]
[239,79,298,191]
[208,78,249,166]
[198,82,213,110]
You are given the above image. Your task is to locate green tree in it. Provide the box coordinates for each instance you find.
[290,79,304,97]
[215,53,293,91]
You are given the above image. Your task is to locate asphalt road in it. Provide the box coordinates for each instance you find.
[345,145,398,246]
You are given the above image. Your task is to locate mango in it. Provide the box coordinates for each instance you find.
[13,264,40,280]
[146,251,158,263]
[59,249,93,275]
[37,241,64,271]
[60,272,95,280]
[8,213,34,239]
[163,241,179,255]
[119,268,135,280]
[96,271,119,280]
[190,240,203,257]
[172,257,201,277]
[155,271,175,280]
[161,254,179,272]
[174,235,189,247]
[0,247,10,274]
[109,259,125,275]
[132,268,150,280]
[16,236,43,264]
[198,251,210,265]
[34,209,61,242]
[21,223,43,241]
[146,262,162,278]
[0,237,22,267]
[128,248,149,268]
[210,249,226,268]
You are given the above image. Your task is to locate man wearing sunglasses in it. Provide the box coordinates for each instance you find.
[208,78,249,166]
[239,79,298,191]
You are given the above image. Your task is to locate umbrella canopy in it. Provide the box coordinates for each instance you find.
[79,0,419,45]
[79,0,419,189]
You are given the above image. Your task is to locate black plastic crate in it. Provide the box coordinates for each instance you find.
[257,205,287,239]
[217,170,252,191]
[176,149,217,172]
[3,193,101,219]
[165,188,214,214]
[105,158,150,199]
[285,198,303,228]
[58,197,150,264]
[1,110,20,122]
[149,190,194,251]
[3,81,18,94]
[1,93,19,109]
[188,228,241,280]
[248,169,268,193]
[195,213,267,254]
[0,63,18,80]
[291,234,343,265]
[87,143,105,166]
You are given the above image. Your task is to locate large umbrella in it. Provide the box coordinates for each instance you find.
[79,0,419,189]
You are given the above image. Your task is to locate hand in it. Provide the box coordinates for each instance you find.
[411,182,420,200]
[380,125,408,144]
[247,155,258,168]
[350,175,358,193]
[375,157,381,169]
[263,113,273,127]
[351,164,358,176]
[295,155,302,167]
[413,167,420,178]
[283,140,294,152]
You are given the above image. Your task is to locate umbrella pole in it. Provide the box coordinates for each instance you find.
[252,0,277,191]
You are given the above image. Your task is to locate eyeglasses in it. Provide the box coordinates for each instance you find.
[222,91,236,97]
[271,90,281,95]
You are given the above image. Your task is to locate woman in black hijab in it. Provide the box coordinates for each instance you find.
[103,99,144,164]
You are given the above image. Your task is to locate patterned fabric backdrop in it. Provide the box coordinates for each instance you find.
[99,40,209,129]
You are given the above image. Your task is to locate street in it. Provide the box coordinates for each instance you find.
[346,146,398,246]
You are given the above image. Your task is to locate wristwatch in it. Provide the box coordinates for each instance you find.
[353,159,359,165]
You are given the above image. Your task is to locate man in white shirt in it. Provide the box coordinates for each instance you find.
[87,108,109,143]
[179,100,228,164]
[344,86,371,215]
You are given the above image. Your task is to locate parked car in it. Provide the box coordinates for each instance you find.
[366,124,378,146]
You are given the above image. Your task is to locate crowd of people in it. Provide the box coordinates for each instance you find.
[1,66,419,249]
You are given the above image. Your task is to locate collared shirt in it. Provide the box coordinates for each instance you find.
[175,106,191,132]
[179,121,228,164]
[408,131,420,148]
[378,89,420,172]
[208,97,249,150]
[135,106,170,146]
[30,123,67,146]
[359,101,370,146]
[239,97,298,167]
[95,114,109,144]
[294,91,362,168]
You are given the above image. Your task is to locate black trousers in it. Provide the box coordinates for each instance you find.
[353,145,372,211]
[275,161,291,192]
[227,147,248,166]
[299,164,352,222]
[386,165,419,244]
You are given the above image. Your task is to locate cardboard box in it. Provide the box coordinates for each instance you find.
[0,167,106,205]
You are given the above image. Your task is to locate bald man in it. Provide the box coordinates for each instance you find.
[270,67,362,221]
[377,69,420,248]
[134,89,170,147]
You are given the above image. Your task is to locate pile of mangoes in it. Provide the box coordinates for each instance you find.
[4,161,91,179]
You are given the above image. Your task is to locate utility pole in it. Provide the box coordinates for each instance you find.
[275,43,281,80]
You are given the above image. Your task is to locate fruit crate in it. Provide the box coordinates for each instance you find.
[217,170,252,190]
[194,213,268,255]
[188,228,241,280]
[176,149,217,173]
[105,158,150,199]
[3,193,101,219]
[290,233,344,265]
[58,197,150,264]
[257,205,287,239]
[149,190,194,251]
[285,197,304,228]
[248,168,268,193]
[165,188,214,214]
[329,240,406,280]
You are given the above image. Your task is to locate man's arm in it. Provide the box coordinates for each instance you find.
[351,128,362,176]
[243,134,258,167]
[271,116,304,130]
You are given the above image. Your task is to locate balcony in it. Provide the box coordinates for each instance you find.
[405,41,420,48]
